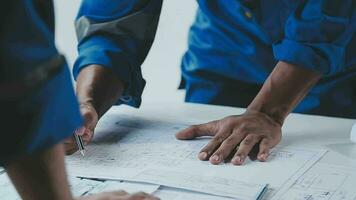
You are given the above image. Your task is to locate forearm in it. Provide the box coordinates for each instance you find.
[247,61,321,125]
[74,0,163,116]
[5,144,73,200]
[76,65,125,118]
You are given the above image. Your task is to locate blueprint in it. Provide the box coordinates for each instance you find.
[66,114,327,200]
[272,163,356,200]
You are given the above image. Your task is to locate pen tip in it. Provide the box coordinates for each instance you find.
[80,150,86,157]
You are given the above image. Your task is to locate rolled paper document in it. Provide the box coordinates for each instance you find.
[351,123,356,143]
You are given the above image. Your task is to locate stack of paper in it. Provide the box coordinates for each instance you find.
[0,173,159,200]
[66,115,327,200]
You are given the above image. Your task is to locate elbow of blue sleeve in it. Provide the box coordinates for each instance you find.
[73,35,145,108]
[273,39,345,75]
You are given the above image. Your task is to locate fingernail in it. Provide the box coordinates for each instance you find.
[210,155,220,163]
[259,153,267,161]
[75,127,85,135]
[258,154,264,160]
[232,156,241,164]
[233,155,245,164]
[198,152,208,160]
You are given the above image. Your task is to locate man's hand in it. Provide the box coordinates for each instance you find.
[176,111,281,165]
[64,102,98,155]
[76,191,159,200]
[65,65,125,155]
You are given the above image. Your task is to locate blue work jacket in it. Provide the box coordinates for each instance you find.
[74,0,355,118]
[0,1,82,164]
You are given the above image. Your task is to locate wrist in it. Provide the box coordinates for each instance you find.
[246,104,287,126]
[246,61,321,126]
[76,64,125,118]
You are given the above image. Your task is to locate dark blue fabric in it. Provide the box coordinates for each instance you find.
[76,0,356,118]
[0,0,82,164]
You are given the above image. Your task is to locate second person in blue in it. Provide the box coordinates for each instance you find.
[65,0,355,165]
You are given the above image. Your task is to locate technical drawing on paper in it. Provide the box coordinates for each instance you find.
[274,163,356,200]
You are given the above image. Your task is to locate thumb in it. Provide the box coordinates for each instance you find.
[79,103,99,131]
[176,121,217,140]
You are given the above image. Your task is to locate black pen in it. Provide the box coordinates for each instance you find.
[74,133,86,156]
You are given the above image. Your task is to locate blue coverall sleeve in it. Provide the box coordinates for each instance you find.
[74,0,163,107]
[0,1,82,165]
[273,0,355,75]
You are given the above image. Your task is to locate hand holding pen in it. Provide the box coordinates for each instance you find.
[64,102,98,155]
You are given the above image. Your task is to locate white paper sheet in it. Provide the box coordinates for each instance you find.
[134,169,266,200]
[69,177,104,196]
[350,122,356,143]
[87,180,159,195]
[154,187,235,200]
[326,143,356,159]
[0,174,100,200]
[0,173,159,199]
[272,163,356,200]
[0,173,21,200]
[66,115,326,199]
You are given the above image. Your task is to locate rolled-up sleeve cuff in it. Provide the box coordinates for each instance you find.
[73,35,145,108]
[273,39,334,74]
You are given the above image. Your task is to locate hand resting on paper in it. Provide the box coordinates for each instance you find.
[176,111,282,165]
